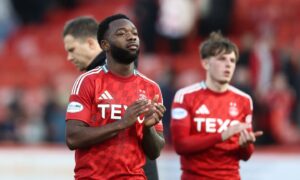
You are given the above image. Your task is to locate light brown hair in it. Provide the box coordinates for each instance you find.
[199,31,239,60]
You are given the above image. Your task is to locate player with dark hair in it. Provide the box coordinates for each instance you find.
[171,31,263,180]
[65,14,166,179]
[63,15,159,180]
[63,16,106,71]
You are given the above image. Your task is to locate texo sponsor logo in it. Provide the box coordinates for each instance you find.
[97,104,145,123]
[193,118,240,133]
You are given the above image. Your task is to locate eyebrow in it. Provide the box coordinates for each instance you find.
[115,27,137,32]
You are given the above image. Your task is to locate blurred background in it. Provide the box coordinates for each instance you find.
[0,0,300,179]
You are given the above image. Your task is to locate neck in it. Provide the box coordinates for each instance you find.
[106,56,134,77]
[205,78,228,93]
[91,49,102,60]
[87,49,101,65]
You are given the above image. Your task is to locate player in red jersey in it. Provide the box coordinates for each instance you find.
[65,14,166,180]
[171,31,263,180]
[62,16,159,180]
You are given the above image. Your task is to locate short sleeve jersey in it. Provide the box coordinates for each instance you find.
[171,81,253,180]
[66,65,163,180]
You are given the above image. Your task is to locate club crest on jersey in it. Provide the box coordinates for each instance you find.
[229,102,239,117]
[138,89,147,100]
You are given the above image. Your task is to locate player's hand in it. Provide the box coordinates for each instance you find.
[152,94,166,120]
[154,102,166,120]
[239,130,263,147]
[143,95,166,127]
[120,99,149,128]
[221,123,250,141]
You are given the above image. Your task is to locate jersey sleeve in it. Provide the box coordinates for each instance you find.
[238,95,255,160]
[244,95,253,127]
[153,84,163,132]
[65,75,94,125]
[171,91,222,155]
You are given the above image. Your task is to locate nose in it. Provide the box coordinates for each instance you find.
[225,59,233,67]
[126,32,137,41]
[67,53,73,61]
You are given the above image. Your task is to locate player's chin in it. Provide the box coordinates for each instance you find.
[127,50,139,56]
[78,66,85,71]
[219,78,231,84]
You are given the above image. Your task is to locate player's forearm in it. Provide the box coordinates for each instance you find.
[238,143,254,161]
[66,120,125,150]
[141,127,165,160]
[173,133,222,155]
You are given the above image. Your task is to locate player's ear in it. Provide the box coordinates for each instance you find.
[201,59,209,70]
[87,38,98,49]
[100,40,110,51]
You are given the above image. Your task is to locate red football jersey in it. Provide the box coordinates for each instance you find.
[66,65,163,180]
[171,81,254,180]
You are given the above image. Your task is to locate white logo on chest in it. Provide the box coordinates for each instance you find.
[98,90,113,100]
[195,104,210,115]
[138,89,147,100]
[98,104,126,120]
[229,102,239,117]
[97,104,145,123]
[193,117,239,133]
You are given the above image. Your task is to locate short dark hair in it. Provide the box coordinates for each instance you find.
[199,31,239,60]
[63,16,98,39]
[97,14,130,44]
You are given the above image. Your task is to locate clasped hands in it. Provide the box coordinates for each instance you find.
[121,95,166,128]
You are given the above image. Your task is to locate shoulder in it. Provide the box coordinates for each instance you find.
[136,71,160,89]
[228,85,253,109]
[228,85,252,100]
[71,66,103,95]
[174,81,206,103]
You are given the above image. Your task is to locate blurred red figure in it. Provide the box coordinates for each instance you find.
[171,32,263,180]
[265,72,300,144]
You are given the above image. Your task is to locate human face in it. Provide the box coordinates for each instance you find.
[204,51,237,85]
[106,19,140,64]
[63,35,93,71]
